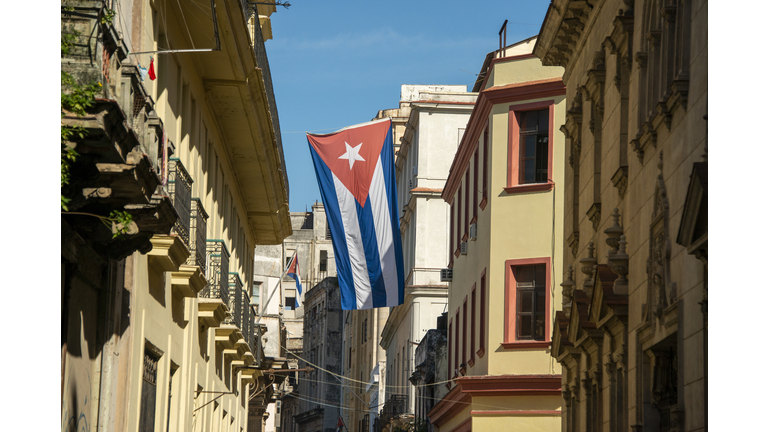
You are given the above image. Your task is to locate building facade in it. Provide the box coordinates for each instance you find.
[253,203,338,432]
[376,85,476,431]
[429,36,566,431]
[293,278,344,432]
[534,1,708,431]
[409,315,449,432]
[61,2,289,432]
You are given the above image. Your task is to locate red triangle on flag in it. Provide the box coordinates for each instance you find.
[308,120,390,207]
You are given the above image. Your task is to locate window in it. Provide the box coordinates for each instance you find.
[470,285,476,365]
[457,187,462,250]
[518,109,549,184]
[449,202,455,264]
[482,122,489,206]
[464,170,470,239]
[285,297,296,311]
[448,320,453,382]
[479,270,486,357]
[506,101,555,193]
[454,309,460,374]
[515,264,546,340]
[139,347,160,432]
[462,297,468,365]
[319,250,328,272]
[503,258,552,348]
[473,147,479,221]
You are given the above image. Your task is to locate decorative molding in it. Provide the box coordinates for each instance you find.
[611,166,629,199]
[567,231,580,257]
[579,241,597,291]
[171,265,207,299]
[587,203,602,232]
[148,235,191,273]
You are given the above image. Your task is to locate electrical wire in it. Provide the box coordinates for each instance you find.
[176,0,196,49]
[280,342,456,389]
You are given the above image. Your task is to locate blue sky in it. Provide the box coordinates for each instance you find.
[264,0,551,211]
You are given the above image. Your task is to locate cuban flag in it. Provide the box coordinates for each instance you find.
[286,253,302,307]
[307,118,404,310]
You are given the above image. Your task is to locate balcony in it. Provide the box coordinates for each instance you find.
[376,395,410,432]
[242,290,255,354]
[61,8,176,259]
[185,199,208,274]
[198,240,230,326]
[226,273,243,327]
[168,159,193,247]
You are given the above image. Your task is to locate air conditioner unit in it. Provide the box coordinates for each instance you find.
[469,223,477,241]
[412,166,418,176]
[440,268,453,282]
[460,241,468,255]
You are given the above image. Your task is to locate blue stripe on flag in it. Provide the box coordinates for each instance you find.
[308,143,358,310]
[357,194,388,308]
[379,126,406,304]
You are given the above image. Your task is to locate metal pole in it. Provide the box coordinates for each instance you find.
[256,250,296,323]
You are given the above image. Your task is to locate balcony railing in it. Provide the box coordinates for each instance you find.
[202,240,230,308]
[186,199,208,274]
[227,273,243,327]
[378,395,408,429]
[242,290,255,353]
[168,158,193,246]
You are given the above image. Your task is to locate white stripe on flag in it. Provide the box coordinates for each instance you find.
[332,172,373,309]
[370,157,400,307]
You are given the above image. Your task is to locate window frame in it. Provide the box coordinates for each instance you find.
[469,284,476,367]
[463,170,470,241]
[503,257,552,349]
[506,100,556,194]
[478,269,486,358]
[472,147,479,222]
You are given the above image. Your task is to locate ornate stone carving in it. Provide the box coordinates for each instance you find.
[580,241,597,291]
[587,203,602,232]
[612,166,629,200]
[567,231,580,257]
[561,265,576,314]
[604,208,623,252]
[645,151,675,322]
[612,236,630,295]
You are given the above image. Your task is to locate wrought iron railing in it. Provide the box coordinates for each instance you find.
[168,159,193,246]
[185,199,208,274]
[378,395,408,428]
[227,273,243,327]
[242,290,254,353]
[201,240,230,308]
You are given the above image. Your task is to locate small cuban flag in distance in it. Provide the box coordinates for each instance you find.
[286,253,302,308]
[307,118,405,311]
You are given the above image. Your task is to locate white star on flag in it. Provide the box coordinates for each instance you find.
[338,142,365,170]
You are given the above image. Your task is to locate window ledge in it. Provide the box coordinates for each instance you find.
[503,181,555,195]
[476,348,485,358]
[479,197,488,210]
[467,358,475,367]
[462,233,469,242]
[501,341,551,349]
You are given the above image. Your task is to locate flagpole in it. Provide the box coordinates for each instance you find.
[256,250,296,324]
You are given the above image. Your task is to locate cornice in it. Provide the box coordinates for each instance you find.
[443,78,566,203]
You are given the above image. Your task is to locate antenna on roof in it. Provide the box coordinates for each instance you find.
[499,20,508,58]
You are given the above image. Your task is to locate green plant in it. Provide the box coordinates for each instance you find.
[61,22,134,239]
[100,8,116,25]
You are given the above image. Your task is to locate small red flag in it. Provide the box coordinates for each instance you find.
[148,57,156,81]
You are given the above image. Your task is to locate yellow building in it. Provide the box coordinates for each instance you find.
[428,35,565,432]
[61,2,289,432]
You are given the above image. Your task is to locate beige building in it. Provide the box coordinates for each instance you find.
[61,2,289,432]
[534,1,708,431]
[429,36,566,432]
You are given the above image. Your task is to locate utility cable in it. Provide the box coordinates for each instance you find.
[280,341,455,389]
[176,0,196,49]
